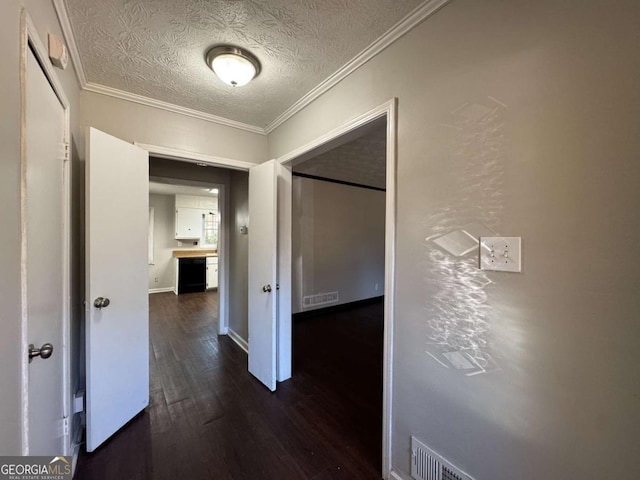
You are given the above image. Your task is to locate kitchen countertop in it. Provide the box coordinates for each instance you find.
[173,249,217,259]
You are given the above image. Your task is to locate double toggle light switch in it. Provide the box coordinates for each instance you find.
[479,237,522,272]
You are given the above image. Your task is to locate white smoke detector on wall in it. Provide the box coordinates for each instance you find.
[48,33,68,70]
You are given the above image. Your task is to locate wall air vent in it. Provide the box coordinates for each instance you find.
[302,291,339,309]
[411,437,475,480]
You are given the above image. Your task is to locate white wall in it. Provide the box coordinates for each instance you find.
[148,194,176,290]
[292,177,385,313]
[268,1,640,479]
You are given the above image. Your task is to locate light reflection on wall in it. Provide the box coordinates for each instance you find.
[423,96,507,376]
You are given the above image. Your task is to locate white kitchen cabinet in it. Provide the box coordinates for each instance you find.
[175,207,203,239]
[175,194,217,210]
[206,256,218,289]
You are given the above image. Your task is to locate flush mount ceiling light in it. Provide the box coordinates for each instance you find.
[206,45,261,87]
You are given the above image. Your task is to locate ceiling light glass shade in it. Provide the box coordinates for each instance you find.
[206,46,261,87]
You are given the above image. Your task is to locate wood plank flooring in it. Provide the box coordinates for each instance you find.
[75,292,383,480]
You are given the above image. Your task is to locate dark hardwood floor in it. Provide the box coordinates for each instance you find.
[74,291,384,480]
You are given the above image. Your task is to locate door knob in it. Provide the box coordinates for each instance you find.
[93,297,110,309]
[29,343,53,363]
[262,284,272,293]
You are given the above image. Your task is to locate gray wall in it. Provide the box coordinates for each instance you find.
[0,0,83,454]
[150,157,231,185]
[268,1,640,479]
[148,194,176,290]
[0,0,24,455]
[228,170,249,340]
[80,91,267,164]
[292,177,385,313]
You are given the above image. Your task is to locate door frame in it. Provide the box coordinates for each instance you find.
[275,98,397,477]
[20,10,72,455]
[135,143,256,336]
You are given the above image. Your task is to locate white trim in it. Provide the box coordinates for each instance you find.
[20,10,72,456]
[389,470,406,480]
[85,82,265,135]
[148,287,174,294]
[135,143,258,171]
[228,328,249,354]
[52,0,450,136]
[217,184,229,336]
[277,98,397,478]
[148,207,155,265]
[70,442,81,477]
[264,0,450,133]
[382,99,398,480]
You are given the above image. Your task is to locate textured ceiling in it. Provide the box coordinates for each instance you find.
[294,121,387,190]
[64,0,425,128]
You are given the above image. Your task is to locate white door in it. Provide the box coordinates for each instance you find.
[85,127,149,452]
[248,160,293,389]
[248,160,279,390]
[25,48,67,455]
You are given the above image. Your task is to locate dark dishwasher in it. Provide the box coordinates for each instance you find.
[178,257,206,294]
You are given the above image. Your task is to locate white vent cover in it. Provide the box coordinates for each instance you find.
[302,291,339,309]
[411,437,475,480]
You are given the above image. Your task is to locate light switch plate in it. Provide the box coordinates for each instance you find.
[479,237,521,272]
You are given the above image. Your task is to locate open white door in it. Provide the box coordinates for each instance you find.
[248,160,293,389]
[85,127,149,452]
[248,160,278,390]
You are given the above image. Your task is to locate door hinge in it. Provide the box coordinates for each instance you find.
[63,142,70,162]
[59,417,69,437]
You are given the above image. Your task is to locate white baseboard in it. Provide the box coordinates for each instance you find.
[70,441,81,477]
[227,328,248,353]
[389,470,406,480]
[148,287,174,294]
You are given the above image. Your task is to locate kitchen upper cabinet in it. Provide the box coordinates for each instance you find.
[175,207,202,239]
[175,194,217,210]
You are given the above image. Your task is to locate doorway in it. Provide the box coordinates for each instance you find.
[287,116,387,475]
[144,156,251,380]
[276,99,397,476]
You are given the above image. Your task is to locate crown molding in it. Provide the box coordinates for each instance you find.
[263,0,452,133]
[83,82,266,135]
[53,0,451,137]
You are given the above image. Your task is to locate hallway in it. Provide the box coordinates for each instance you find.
[75,292,383,479]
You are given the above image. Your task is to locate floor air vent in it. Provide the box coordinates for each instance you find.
[302,291,339,308]
[411,437,474,480]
